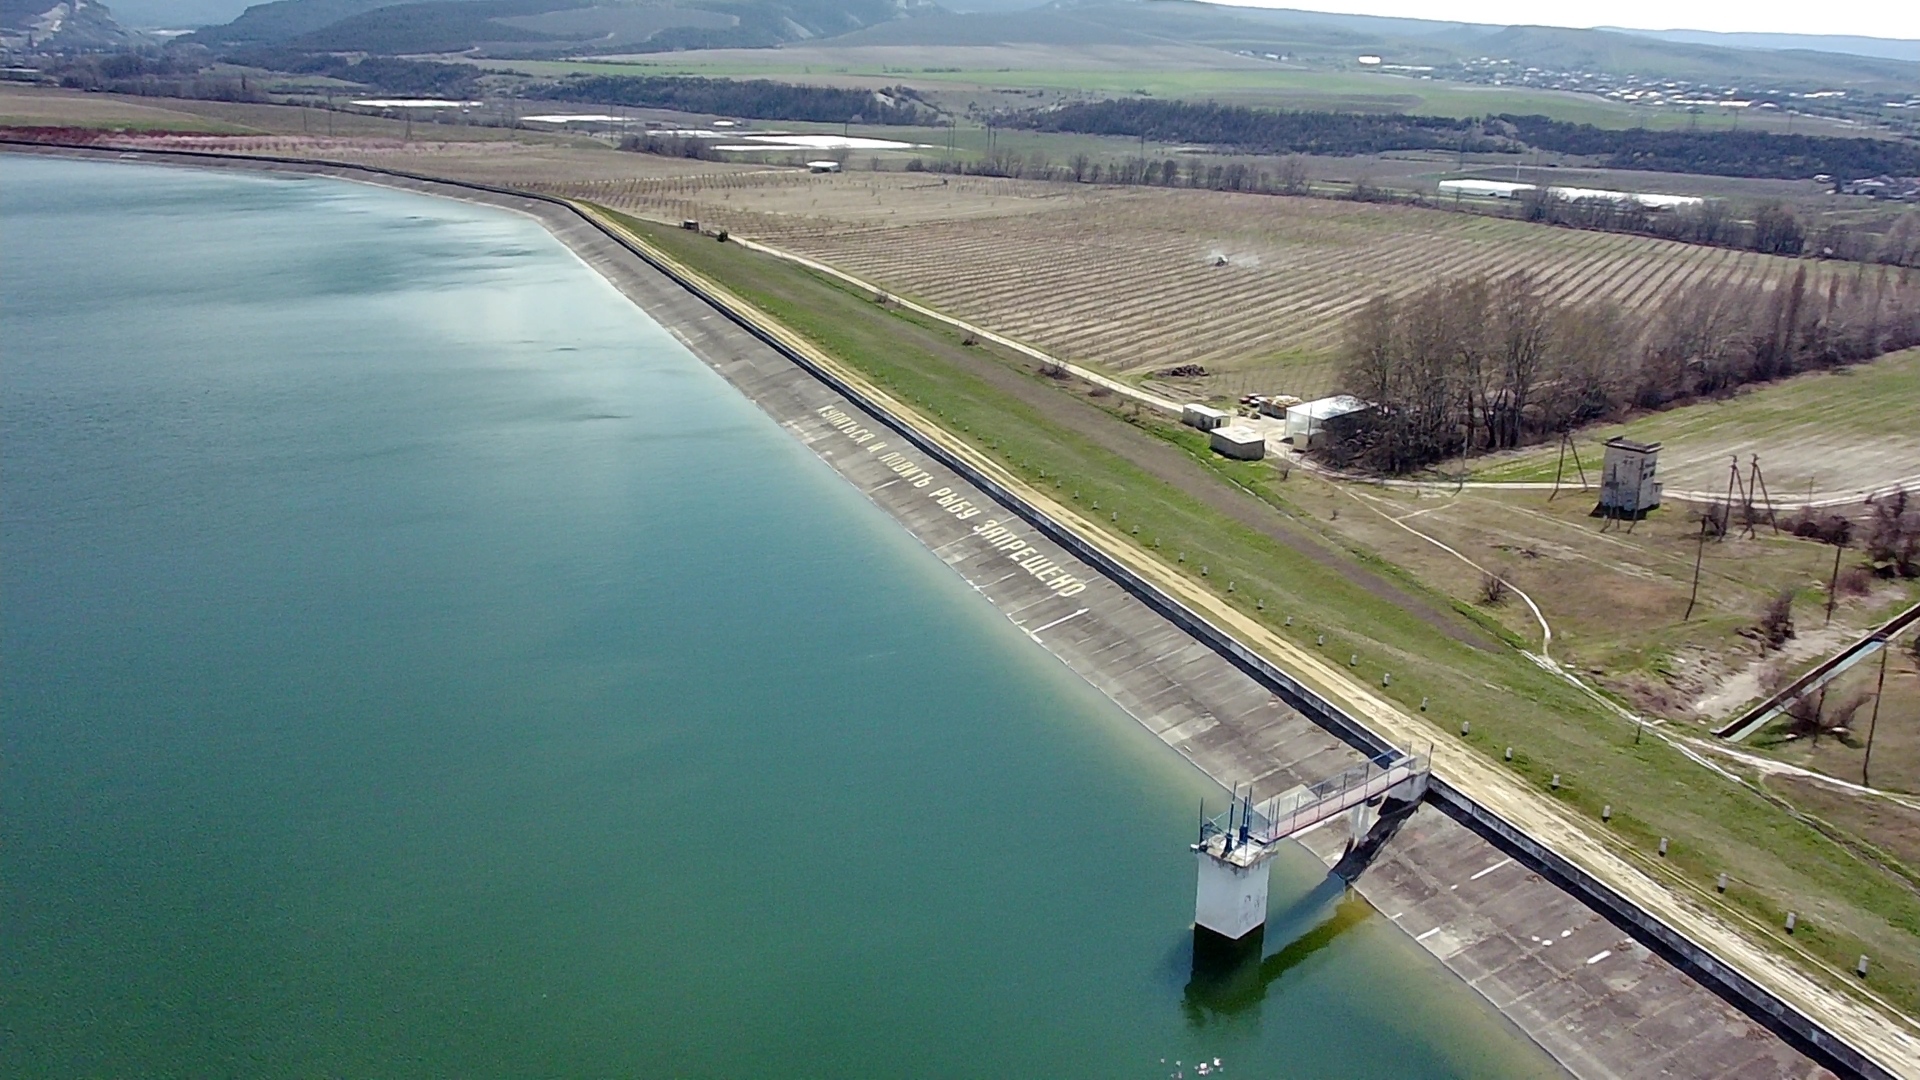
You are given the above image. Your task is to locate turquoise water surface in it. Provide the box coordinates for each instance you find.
[0,155,1560,1078]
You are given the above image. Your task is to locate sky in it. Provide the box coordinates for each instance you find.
[1207,0,1920,41]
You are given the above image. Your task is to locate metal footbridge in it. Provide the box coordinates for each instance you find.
[1197,748,1431,866]
[1191,747,1430,942]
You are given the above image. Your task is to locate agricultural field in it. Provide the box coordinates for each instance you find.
[0,86,552,144]
[489,51,1869,136]
[0,86,772,186]
[1471,347,1920,501]
[552,169,1856,401]
[0,87,261,134]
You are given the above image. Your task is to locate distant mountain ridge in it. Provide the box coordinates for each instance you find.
[1597,27,1920,64]
[932,0,1920,70]
[186,0,941,54]
[864,1,1920,91]
[1,0,142,47]
[188,0,418,44]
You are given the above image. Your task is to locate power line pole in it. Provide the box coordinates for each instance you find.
[1685,513,1709,621]
[1749,455,1778,535]
[1826,540,1846,625]
[1863,644,1889,787]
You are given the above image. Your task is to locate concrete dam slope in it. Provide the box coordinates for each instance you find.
[2,143,1872,1080]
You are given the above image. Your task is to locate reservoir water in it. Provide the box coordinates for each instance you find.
[1,155,1560,1078]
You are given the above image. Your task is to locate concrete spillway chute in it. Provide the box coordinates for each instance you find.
[1190,747,1430,943]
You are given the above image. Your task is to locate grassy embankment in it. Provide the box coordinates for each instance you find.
[601,206,1920,1018]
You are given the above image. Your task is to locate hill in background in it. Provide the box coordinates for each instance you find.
[1,0,142,48]
[185,0,940,54]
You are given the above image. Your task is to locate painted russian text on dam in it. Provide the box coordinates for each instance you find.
[813,404,1086,598]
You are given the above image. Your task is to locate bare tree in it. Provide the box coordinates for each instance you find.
[1335,262,1920,475]
[1492,272,1551,449]
[1865,487,1920,576]
[1758,589,1796,650]
[1783,687,1871,742]
[1277,155,1309,195]
[1479,572,1510,606]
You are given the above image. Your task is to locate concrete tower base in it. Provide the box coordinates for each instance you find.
[1194,843,1272,941]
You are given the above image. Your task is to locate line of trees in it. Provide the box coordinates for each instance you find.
[619,131,727,159]
[1003,101,1920,181]
[42,52,490,100]
[247,53,488,97]
[1011,100,1500,157]
[894,152,1920,269]
[1509,190,1825,258]
[545,76,930,126]
[1332,266,1920,473]
[900,150,1309,193]
[1812,212,1920,269]
[1498,115,1920,182]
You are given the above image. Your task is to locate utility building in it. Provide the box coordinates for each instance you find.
[1210,426,1266,461]
[1595,437,1662,518]
[1283,395,1366,447]
[1182,404,1231,431]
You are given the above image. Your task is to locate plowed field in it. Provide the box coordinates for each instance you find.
[545,171,1843,401]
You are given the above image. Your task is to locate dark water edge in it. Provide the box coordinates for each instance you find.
[0,155,1561,1079]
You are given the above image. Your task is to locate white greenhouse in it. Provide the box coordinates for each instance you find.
[1283,395,1367,445]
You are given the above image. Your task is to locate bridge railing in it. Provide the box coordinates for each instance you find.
[1201,748,1429,850]
[1251,748,1427,843]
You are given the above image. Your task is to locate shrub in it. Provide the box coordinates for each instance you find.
[1479,572,1510,606]
[1758,589,1795,650]
[1866,487,1919,576]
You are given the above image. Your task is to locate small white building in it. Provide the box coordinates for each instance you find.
[1596,437,1662,518]
[1182,403,1232,431]
[1439,179,1533,200]
[1438,179,1704,210]
[1210,426,1267,461]
[1284,395,1367,445]
[807,160,843,173]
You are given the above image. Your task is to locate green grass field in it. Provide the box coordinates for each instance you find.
[496,56,1857,133]
[1471,348,1920,495]
[605,205,1920,1016]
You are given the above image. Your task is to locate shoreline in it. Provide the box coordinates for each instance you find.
[5,141,1906,1080]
